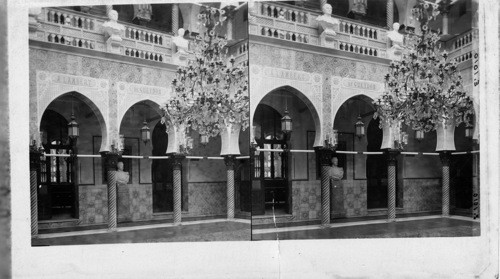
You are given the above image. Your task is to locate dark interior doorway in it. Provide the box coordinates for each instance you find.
[451,154,473,211]
[451,123,474,213]
[151,121,174,213]
[39,109,78,220]
[366,117,389,209]
[253,104,289,215]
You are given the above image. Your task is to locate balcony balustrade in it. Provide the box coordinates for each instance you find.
[249,2,388,58]
[230,41,249,67]
[33,6,475,67]
[446,30,476,65]
[31,7,172,63]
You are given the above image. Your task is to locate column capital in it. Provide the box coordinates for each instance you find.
[314,147,335,166]
[223,155,237,170]
[29,149,42,169]
[439,151,451,166]
[385,149,400,166]
[101,151,120,170]
[171,154,186,170]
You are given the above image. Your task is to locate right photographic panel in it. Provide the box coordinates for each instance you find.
[248,0,480,240]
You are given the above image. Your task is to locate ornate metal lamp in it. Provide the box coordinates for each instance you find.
[465,125,473,139]
[324,128,338,150]
[200,133,209,146]
[67,113,79,140]
[118,134,125,152]
[415,130,425,142]
[281,109,292,135]
[140,120,151,144]
[355,115,365,139]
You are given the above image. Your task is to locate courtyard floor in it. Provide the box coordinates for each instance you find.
[251,216,480,240]
[32,215,479,246]
[32,219,251,246]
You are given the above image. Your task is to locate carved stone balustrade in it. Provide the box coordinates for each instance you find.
[30,7,172,64]
[446,30,476,65]
[229,41,249,67]
[249,2,388,59]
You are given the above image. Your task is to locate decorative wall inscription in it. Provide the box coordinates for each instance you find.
[331,76,384,124]
[263,67,312,82]
[116,81,171,129]
[51,74,98,88]
[341,78,382,91]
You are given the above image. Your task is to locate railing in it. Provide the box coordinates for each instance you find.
[259,3,311,25]
[447,29,476,65]
[249,2,388,58]
[229,40,249,67]
[451,30,474,50]
[32,7,172,63]
[338,42,381,57]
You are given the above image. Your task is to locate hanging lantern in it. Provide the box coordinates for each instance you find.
[200,134,209,146]
[415,130,425,141]
[38,131,46,153]
[186,136,194,149]
[355,115,365,138]
[332,129,339,146]
[68,113,79,140]
[465,125,473,139]
[119,134,125,151]
[140,121,151,144]
[281,110,292,134]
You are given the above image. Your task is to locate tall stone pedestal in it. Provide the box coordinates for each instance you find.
[117,184,131,222]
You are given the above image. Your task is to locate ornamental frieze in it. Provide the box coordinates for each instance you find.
[116,81,171,128]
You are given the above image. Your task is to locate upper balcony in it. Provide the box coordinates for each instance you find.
[248,2,477,66]
[249,2,390,59]
[30,6,250,69]
[30,7,174,64]
[445,29,477,65]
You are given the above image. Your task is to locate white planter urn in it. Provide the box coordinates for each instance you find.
[166,124,186,154]
[380,120,400,150]
[220,123,241,156]
[435,120,456,151]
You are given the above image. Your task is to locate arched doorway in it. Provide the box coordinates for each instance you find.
[334,95,393,211]
[118,100,173,213]
[252,87,318,215]
[39,92,105,220]
[253,104,288,214]
[39,110,73,220]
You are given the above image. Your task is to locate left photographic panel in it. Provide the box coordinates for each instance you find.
[29,2,251,246]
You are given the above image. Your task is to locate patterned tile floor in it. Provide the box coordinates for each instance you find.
[32,221,251,246]
[252,217,480,240]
